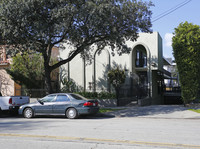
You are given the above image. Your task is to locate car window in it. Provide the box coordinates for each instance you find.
[40,95,56,102]
[70,94,87,100]
[56,95,70,102]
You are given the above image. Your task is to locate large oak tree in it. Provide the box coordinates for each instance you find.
[0,0,153,93]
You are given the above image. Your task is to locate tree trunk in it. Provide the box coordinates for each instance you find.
[41,45,54,94]
[44,66,53,94]
[116,87,120,106]
[43,59,53,94]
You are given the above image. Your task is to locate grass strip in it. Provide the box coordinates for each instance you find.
[99,108,126,113]
[188,109,200,113]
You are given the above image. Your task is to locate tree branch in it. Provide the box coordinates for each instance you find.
[50,35,108,71]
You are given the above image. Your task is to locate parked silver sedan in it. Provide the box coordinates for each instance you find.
[18,93,99,119]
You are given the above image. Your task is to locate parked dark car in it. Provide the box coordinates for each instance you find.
[18,93,99,119]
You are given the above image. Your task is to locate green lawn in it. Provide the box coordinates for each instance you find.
[189,109,200,113]
[99,108,126,113]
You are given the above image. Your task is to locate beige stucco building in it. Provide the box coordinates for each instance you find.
[0,46,21,96]
[0,46,60,97]
[60,32,170,104]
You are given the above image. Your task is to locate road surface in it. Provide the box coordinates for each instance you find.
[1,114,200,149]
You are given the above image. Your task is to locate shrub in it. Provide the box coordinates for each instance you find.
[77,91,116,99]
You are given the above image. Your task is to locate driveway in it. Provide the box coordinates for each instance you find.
[104,105,200,119]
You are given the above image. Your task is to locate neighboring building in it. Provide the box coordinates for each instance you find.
[163,58,179,91]
[0,46,60,96]
[0,45,21,96]
[60,32,172,104]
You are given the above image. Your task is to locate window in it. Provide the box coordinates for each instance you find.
[40,95,56,102]
[135,45,147,68]
[70,94,87,100]
[56,95,70,102]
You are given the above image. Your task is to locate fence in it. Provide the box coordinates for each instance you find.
[17,84,149,99]
[19,89,48,98]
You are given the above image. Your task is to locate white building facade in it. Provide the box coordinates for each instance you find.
[60,32,169,104]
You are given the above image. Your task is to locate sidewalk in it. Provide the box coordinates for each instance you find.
[102,105,200,119]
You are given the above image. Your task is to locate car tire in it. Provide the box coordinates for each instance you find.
[23,108,34,118]
[66,108,78,119]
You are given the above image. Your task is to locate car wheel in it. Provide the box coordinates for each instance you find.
[23,108,34,118]
[66,108,78,119]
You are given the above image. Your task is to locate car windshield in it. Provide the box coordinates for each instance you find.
[69,94,88,100]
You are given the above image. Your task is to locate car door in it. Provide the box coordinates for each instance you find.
[52,95,71,114]
[34,95,56,114]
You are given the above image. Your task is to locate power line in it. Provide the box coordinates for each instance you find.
[152,0,192,22]
[153,0,190,19]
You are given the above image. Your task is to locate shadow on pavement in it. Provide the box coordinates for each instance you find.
[1,105,196,119]
[106,105,189,118]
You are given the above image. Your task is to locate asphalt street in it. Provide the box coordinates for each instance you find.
[0,105,200,149]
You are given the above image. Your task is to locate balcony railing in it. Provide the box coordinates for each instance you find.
[0,59,10,67]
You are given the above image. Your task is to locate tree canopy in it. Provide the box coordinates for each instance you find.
[172,21,200,104]
[0,0,153,93]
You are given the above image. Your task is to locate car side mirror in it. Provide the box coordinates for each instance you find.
[38,100,44,105]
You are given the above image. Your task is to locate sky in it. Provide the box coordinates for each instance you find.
[147,0,200,59]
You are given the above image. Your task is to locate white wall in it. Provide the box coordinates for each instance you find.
[126,32,163,71]
[59,32,163,92]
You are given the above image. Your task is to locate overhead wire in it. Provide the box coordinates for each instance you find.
[152,0,192,22]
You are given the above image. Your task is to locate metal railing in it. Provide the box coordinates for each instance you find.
[17,89,48,98]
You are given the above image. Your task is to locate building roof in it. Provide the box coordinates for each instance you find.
[163,57,172,66]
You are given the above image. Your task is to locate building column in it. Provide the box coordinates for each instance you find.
[146,50,152,98]
[67,62,70,81]
[82,58,86,92]
[92,56,96,92]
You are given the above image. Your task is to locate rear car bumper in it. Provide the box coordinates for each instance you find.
[78,107,99,115]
